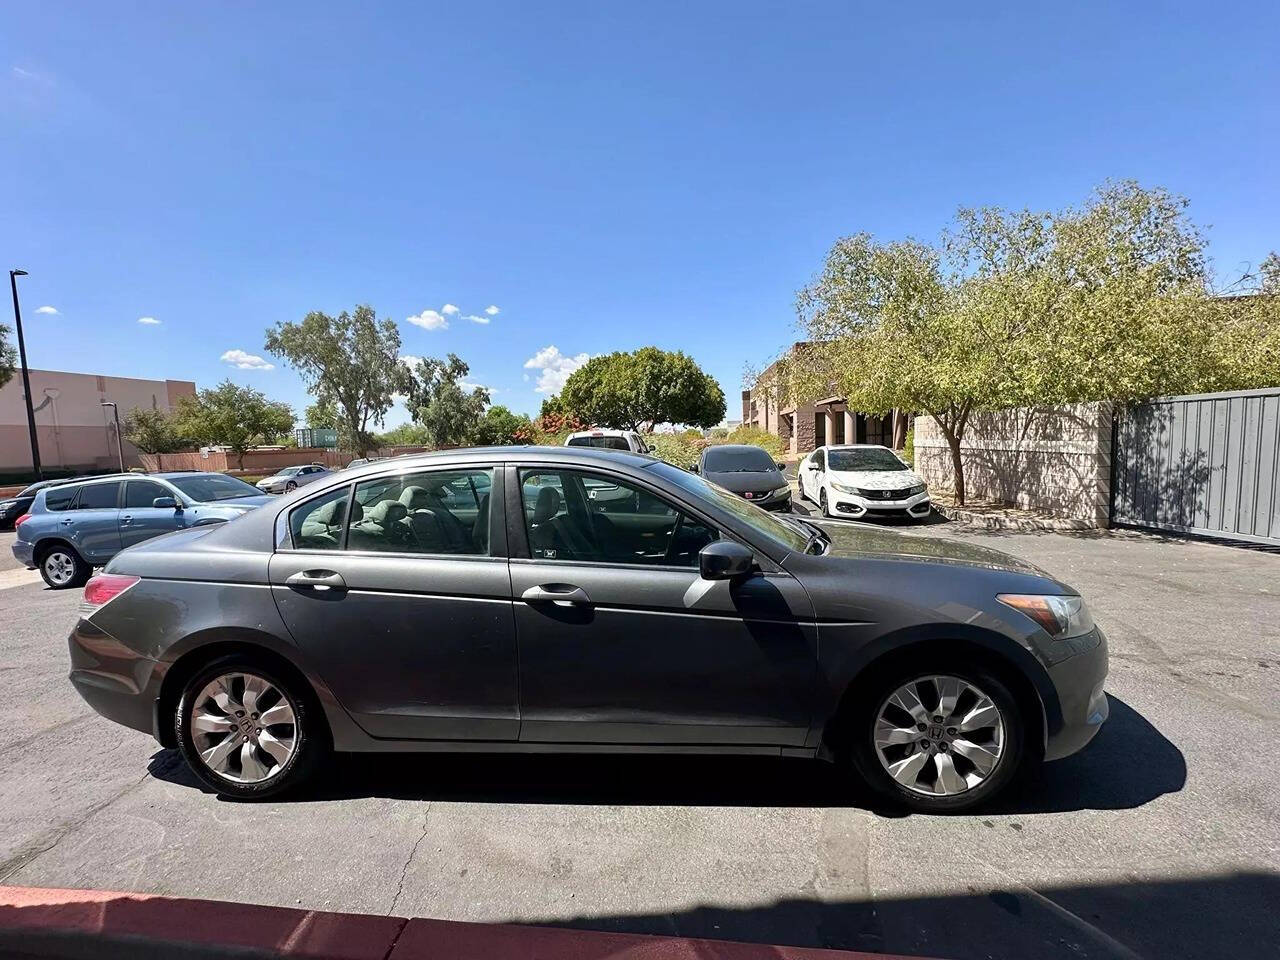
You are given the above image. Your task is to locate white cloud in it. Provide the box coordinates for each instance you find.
[523,345,590,393]
[220,348,274,370]
[400,354,424,371]
[34,305,58,315]
[441,303,460,316]
[485,305,500,316]
[137,316,160,325]
[464,314,490,325]
[406,309,449,331]
[459,380,496,395]
[522,373,530,382]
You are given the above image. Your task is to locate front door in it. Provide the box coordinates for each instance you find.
[119,478,183,548]
[268,466,519,741]
[66,481,123,563]
[510,466,817,746]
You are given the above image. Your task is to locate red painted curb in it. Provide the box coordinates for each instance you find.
[0,886,933,960]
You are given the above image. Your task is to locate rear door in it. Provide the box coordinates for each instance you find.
[119,478,184,548]
[268,465,519,741]
[510,464,817,746]
[64,481,123,562]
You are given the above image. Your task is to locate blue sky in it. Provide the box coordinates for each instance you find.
[3,2,1277,426]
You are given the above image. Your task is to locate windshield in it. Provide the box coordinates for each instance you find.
[276,466,303,476]
[702,446,777,473]
[568,435,630,450]
[827,447,907,472]
[169,474,264,503]
[18,481,51,498]
[650,461,810,554]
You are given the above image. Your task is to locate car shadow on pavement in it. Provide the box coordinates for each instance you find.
[529,870,1278,960]
[148,695,1184,815]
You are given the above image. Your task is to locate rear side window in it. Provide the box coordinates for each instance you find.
[567,436,630,450]
[44,485,78,512]
[73,482,121,510]
[350,468,493,556]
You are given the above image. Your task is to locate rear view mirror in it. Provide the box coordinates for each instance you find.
[699,540,755,581]
[152,496,178,510]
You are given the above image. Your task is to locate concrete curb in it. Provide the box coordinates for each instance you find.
[0,886,934,960]
[931,503,1102,532]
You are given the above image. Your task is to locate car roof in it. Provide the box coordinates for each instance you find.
[151,471,225,479]
[334,444,659,481]
[823,444,893,451]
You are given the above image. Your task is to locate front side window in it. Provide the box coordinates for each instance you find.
[520,469,716,566]
[73,482,121,510]
[124,480,168,509]
[348,468,493,555]
[289,486,351,550]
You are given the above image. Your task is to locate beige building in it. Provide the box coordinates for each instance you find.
[741,344,908,459]
[0,368,196,475]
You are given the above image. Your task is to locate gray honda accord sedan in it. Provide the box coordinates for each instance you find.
[68,446,1108,811]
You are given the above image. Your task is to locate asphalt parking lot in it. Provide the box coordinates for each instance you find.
[1,522,1277,960]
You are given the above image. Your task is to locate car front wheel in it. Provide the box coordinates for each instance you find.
[285,481,297,492]
[39,545,91,590]
[850,667,1025,813]
[819,487,830,517]
[176,656,325,800]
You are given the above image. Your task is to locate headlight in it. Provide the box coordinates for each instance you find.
[908,483,927,496]
[997,594,1095,639]
[831,481,859,495]
[773,484,791,498]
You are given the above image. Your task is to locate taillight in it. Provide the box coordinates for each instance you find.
[80,573,140,615]
[13,513,31,529]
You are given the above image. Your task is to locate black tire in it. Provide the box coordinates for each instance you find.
[176,654,327,800]
[38,543,91,590]
[797,474,808,503]
[819,487,830,518]
[285,481,298,492]
[847,663,1026,813]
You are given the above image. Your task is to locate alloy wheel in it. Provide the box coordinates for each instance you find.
[190,672,298,784]
[872,674,1005,797]
[44,551,76,586]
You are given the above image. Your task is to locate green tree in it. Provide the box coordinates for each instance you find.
[174,380,295,470]
[405,353,489,448]
[0,324,17,391]
[558,347,725,431]
[305,397,339,430]
[122,406,185,454]
[264,305,407,455]
[791,181,1261,504]
[377,422,432,447]
[472,405,532,445]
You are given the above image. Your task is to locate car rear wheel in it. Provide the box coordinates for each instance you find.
[849,666,1025,813]
[39,545,90,590]
[176,656,325,800]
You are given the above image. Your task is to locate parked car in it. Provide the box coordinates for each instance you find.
[345,457,386,470]
[12,472,271,589]
[565,429,650,454]
[693,444,791,511]
[0,478,73,531]
[68,447,1107,811]
[255,464,331,494]
[798,444,931,520]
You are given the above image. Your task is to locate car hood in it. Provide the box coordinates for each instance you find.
[816,521,1048,576]
[827,467,923,490]
[704,469,787,494]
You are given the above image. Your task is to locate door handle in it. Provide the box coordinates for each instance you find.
[285,570,347,591]
[120,515,133,524]
[60,518,74,525]
[521,583,591,607]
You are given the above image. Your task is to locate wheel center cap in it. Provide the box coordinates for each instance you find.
[928,725,944,740]
[237,716,256,737]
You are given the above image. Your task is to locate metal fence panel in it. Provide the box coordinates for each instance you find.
[1113,387,1280,546]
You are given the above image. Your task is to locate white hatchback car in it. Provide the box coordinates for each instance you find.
[798,444,930,520]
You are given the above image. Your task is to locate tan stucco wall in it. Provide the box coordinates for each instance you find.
[914,402,1113,524]
[0,369,197,473]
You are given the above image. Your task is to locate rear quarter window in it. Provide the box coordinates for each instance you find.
[43,486,79,511]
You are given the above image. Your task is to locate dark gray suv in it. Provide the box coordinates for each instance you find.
[68,447,1108,811]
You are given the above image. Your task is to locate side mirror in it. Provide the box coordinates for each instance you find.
[689,462,700,473]
[775,461,787,472]
[699,540,755,581]
[152,496,179,510]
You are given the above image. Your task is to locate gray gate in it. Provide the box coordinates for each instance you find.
[1113,387,1280,546]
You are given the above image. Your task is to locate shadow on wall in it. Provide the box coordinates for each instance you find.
[150,696,1184,815]
[1112,400,1213,535]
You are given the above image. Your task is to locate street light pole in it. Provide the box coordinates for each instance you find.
[100,401,125,473]
[8,269,42,481]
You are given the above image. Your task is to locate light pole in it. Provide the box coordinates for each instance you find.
[8,269,42,480]
[101,400,125,473]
